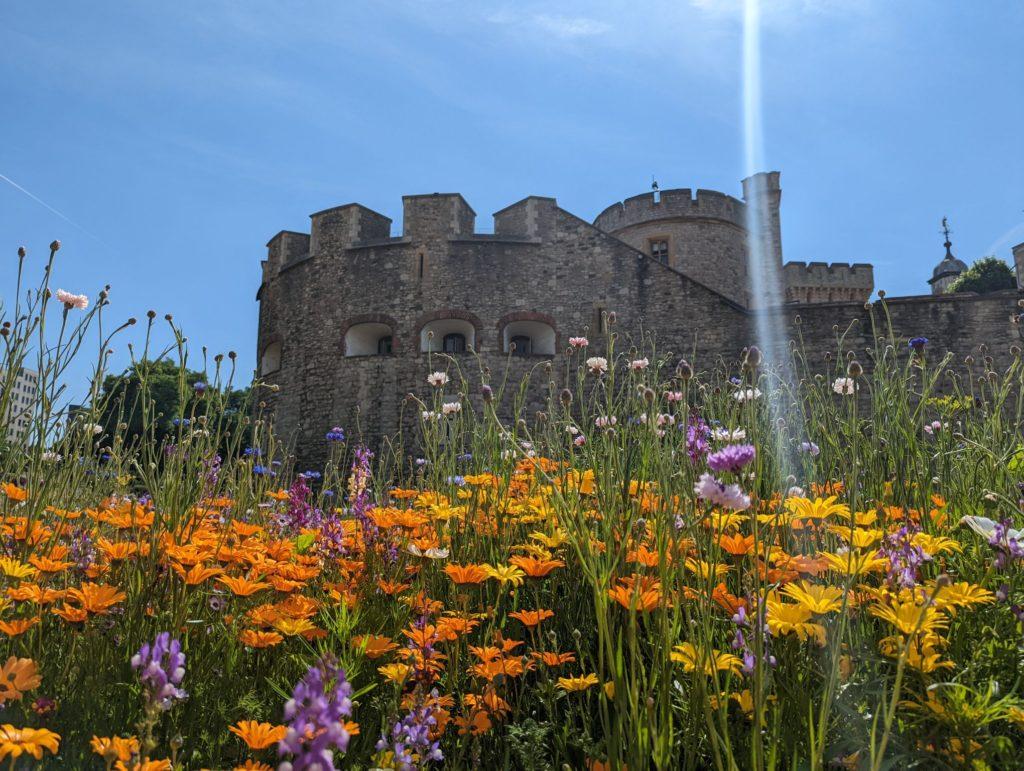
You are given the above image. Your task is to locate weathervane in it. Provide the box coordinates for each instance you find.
[941,216,954,257]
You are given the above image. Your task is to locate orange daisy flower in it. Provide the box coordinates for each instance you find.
[229,721,287,750]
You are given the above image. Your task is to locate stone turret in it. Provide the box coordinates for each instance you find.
[929,218,967,295]
[1013,242,1024,290]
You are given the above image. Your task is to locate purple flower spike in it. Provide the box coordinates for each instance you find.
[279,655,353,770]
[131,632,187,711]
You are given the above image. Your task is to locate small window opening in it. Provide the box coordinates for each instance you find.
[510,335,532,357]
[650,239,669,264]
[442,333,466,353]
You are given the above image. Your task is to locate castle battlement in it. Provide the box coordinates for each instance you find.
[593,188,747,233]
[783,260,874,303]
[309,203,391,256]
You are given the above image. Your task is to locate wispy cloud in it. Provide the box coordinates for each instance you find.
[487,11,611,39]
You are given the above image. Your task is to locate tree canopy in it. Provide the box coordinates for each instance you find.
[97,358,251,455]
[947,256,1016,294]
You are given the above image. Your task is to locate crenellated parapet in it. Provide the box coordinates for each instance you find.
[309,204,392,256]
[782,261,874,303]
[593,188,747,233]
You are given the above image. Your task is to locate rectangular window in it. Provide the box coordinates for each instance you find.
[649,239,669,264]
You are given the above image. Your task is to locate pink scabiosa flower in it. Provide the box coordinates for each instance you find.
[573,434,586,447]
[732,387,761,402]
[665,390,684,402]
[55,289,89,310]
[569,336,589,348]
[832,377,857,395]
[694,472,751,511]
[586,356,608,375]
[595,415,617,430]
[629,357,649,371]
[426,371,448,388]
[441,401,462,416]
[707,444,756,474]
[923,420,945,435]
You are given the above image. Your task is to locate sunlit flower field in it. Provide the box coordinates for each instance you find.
[2,243,1024,770]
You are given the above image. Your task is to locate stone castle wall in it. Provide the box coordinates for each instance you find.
[257,194,751,468]
[257,185,1022,468]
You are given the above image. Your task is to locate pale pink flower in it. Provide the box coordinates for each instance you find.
[629,358,649,371]
[55,289,89,310]
[832,377,857,396]
[441,401,462,416]
[586,356,608,375]
[665,391,684,402]
[426,371,448,387]
[573,435,586,447]
[569,337,589,348]
[595,415,617,429]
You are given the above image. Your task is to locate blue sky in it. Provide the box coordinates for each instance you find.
[2,1,1022,393]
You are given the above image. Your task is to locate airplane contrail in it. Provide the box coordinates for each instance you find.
[0,171,108,246]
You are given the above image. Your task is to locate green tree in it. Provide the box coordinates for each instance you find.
[947,256,1016,294]
[97,358,251,456]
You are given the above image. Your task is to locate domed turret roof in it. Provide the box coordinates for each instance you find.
[929,218,967,285]
[932,249,967,279]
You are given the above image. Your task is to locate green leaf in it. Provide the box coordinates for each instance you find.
[295,533,315,553]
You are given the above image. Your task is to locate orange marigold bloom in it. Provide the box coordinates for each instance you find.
[0,724,60,761]
[469,657,531,681]
[531,651,576,667]
[235,761,273,771]
[352,635,400,659]
[171,562,224,585]
[608,575,663,612]
[435,614,480,639]
[65,583,126,614]
[229,721,287,750]
[52,603,89,623]
[1,483,28,502]
[711,583,747,616]
[96,538,139,561]
[0,657,41,704]
[90,735,140,762]
[508,556,565,578]
[717,532,756,557]
[238,629,284,648]
[114,759,170,771]
[508,609,555,627]
[0,617,40,636]
[6,584,64,605]
[218,576,272,597]
[444,563,489,585]
[26,556,72,574]
[377,579,410,596]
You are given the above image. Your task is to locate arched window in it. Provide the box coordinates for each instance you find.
[420,318,475,353]
[260,341,282,375]
[443,333,466,353]
[345,322,394,357]
[502,320,556,356]
[509,335,532,356]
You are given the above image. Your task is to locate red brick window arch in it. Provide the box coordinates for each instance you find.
[497,312,558,356]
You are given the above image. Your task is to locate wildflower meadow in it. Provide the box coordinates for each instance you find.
[2,242,1024,770]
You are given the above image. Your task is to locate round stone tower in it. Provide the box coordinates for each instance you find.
[592,172,784,308]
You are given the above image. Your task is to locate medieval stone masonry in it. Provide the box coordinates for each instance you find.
[256,172,1024,467]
